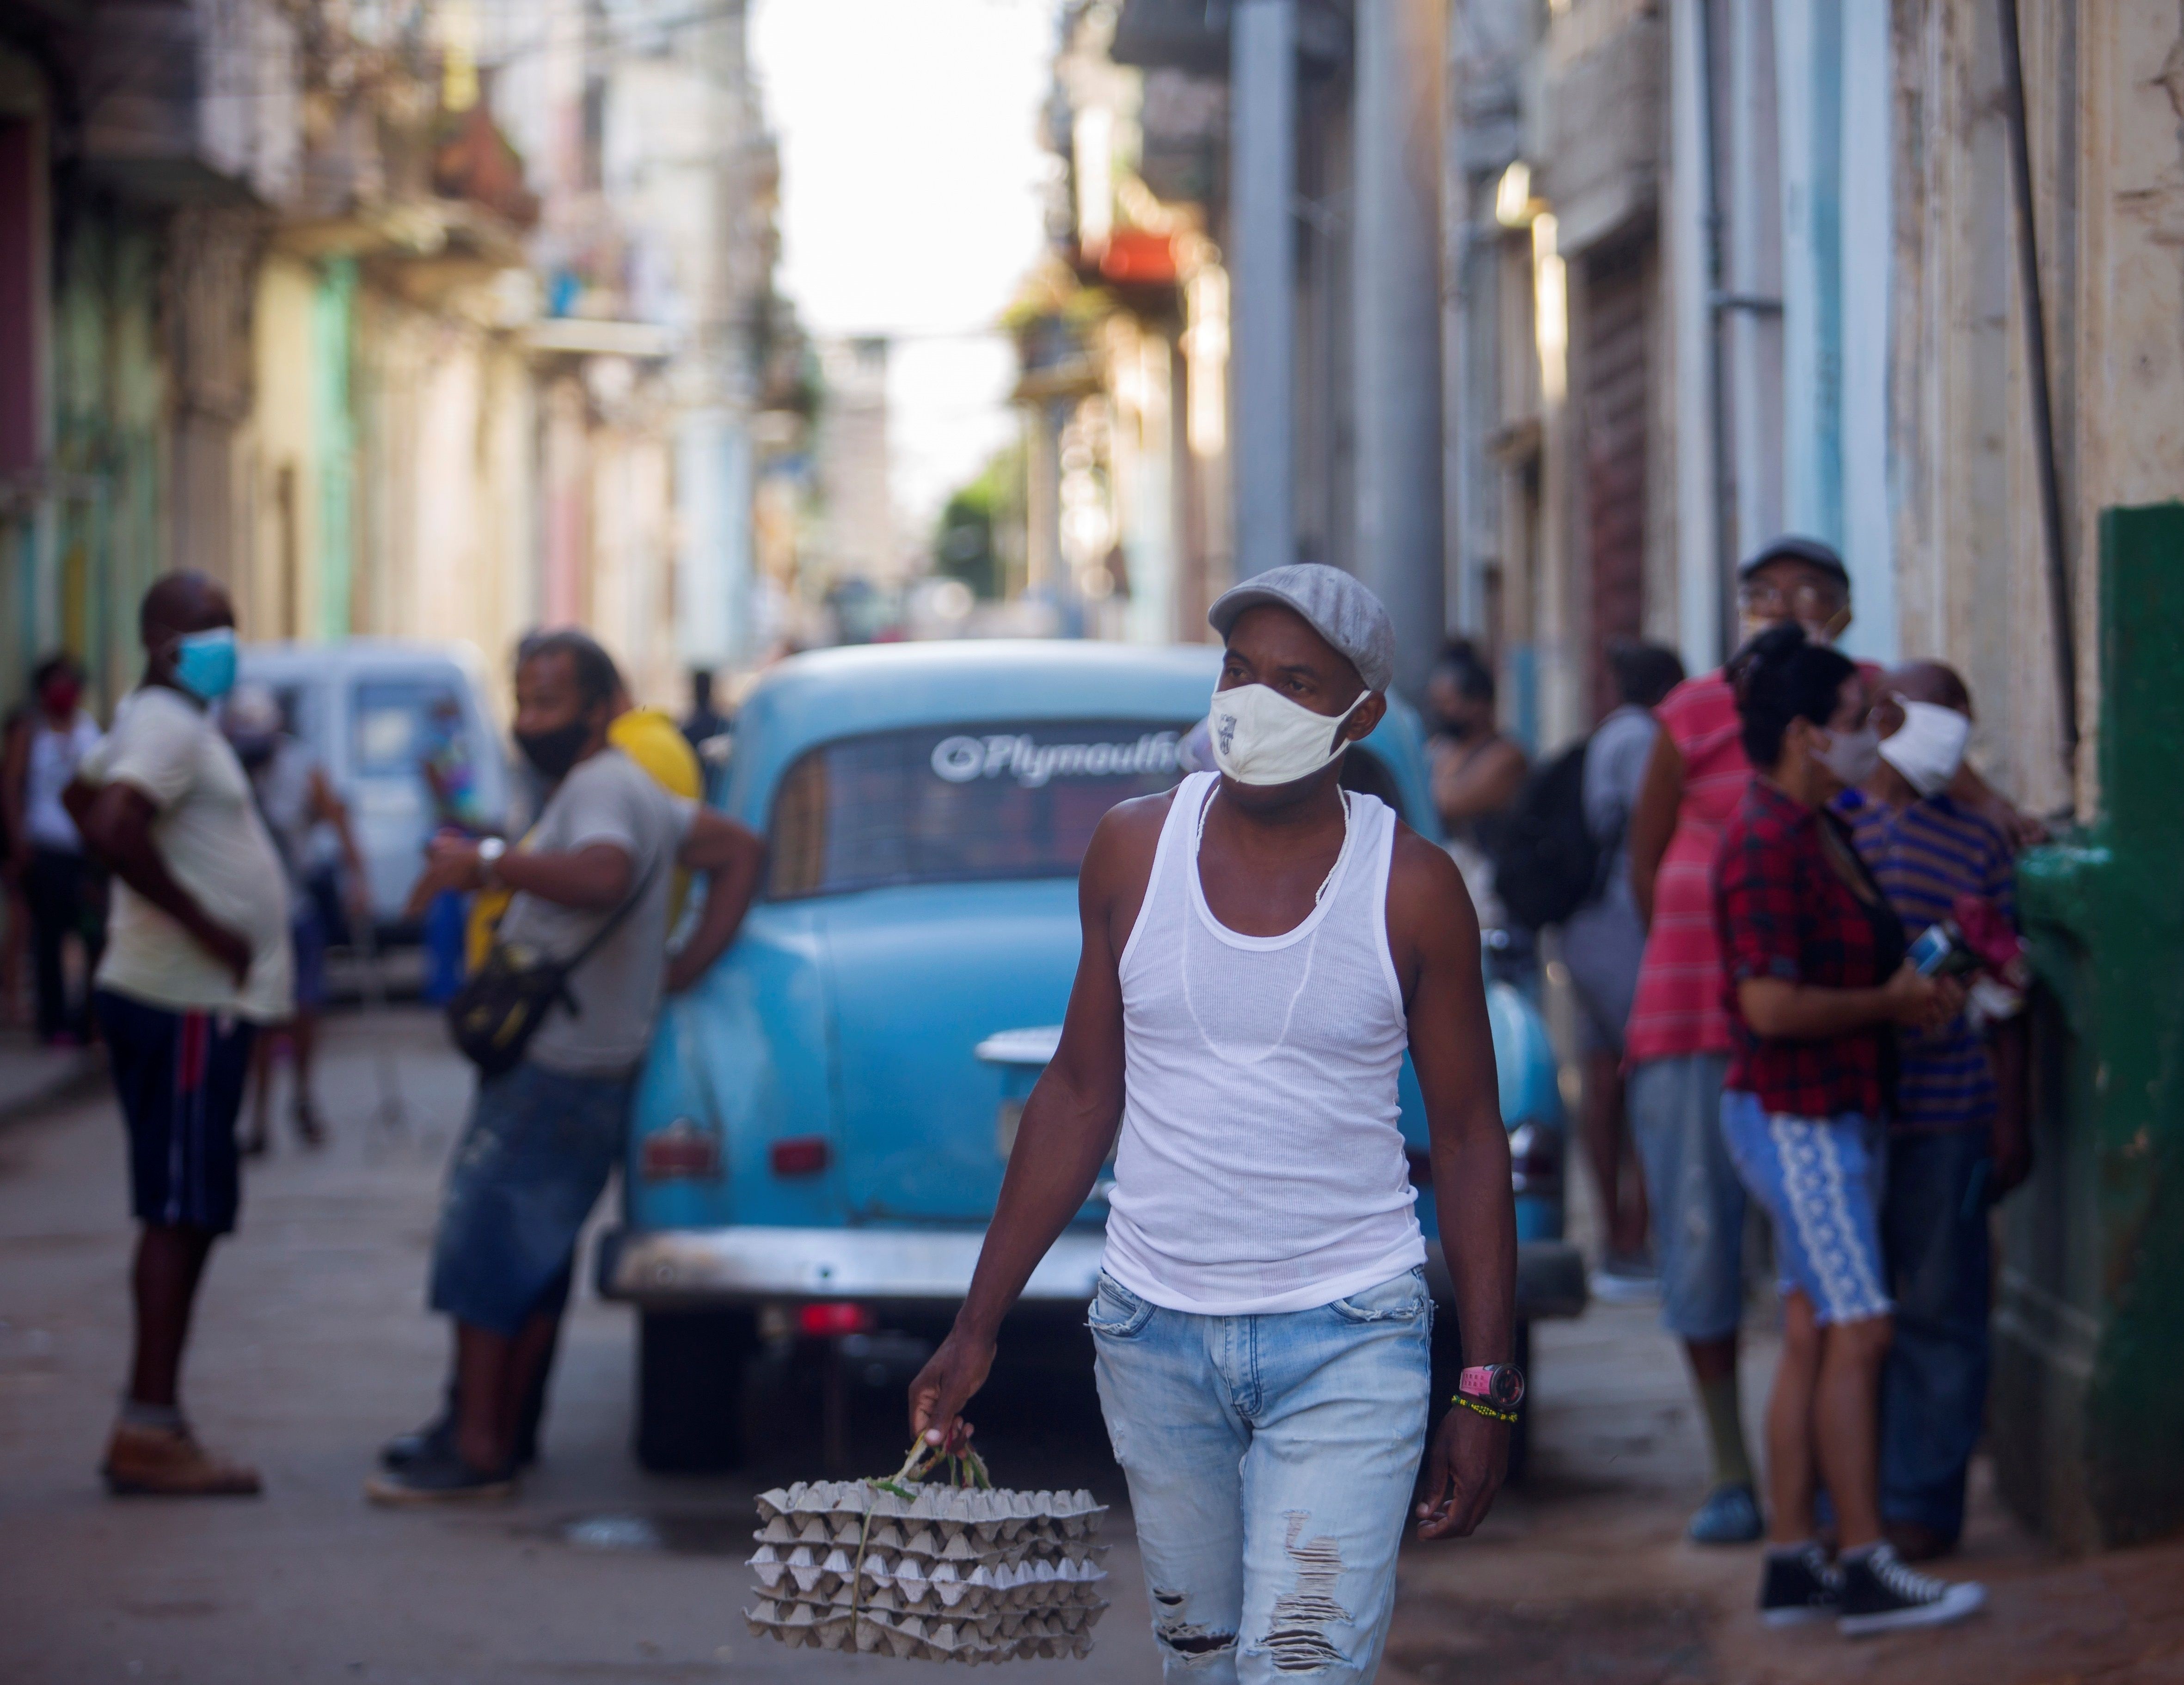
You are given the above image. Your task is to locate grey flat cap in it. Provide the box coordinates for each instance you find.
[1208,564,1396,693]
[1738,534,1849,587]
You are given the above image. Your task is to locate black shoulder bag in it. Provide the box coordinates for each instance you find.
[446,860,658,1078]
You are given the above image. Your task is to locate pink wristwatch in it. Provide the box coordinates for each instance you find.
[1457,1364,1526,1410]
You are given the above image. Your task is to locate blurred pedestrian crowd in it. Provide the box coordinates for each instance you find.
[1426,534,2037,1635]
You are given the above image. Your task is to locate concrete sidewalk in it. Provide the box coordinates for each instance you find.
[0,1026,102,1126]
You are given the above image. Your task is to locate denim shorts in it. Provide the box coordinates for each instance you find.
[1719,1089,1891,1326]
[1089,1268,1430,1683]
[1628,1051,1745,1339]
[428,1060,632,1336]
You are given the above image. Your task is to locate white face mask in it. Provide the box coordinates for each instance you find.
[1878,700,1971,798]
[1207,682,1366,787]
[1814,723,1882,787]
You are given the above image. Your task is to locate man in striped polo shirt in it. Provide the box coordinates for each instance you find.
[1846,662,2030,1563]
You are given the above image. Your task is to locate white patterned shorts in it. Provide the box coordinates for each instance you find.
[1719,1090,1893,1326]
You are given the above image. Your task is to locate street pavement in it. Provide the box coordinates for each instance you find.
[2,1006,2179,1684]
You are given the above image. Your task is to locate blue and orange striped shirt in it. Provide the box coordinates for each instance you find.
[1845,790,2017,1134]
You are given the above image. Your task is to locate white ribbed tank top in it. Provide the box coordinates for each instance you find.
[1099,771,1425,1315]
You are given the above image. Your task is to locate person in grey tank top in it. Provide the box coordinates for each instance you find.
[911,565,1521,1684]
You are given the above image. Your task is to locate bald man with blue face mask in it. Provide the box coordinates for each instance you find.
[63,571,295,1498]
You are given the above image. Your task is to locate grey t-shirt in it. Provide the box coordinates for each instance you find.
[496,748,696,1076]
[1581,704,1658,917]
[1563,704,1660,1051]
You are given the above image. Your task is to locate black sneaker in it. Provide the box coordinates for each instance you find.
[1837,1543,1986,1636]
[362,1447,516,1507]
[378,1412,455,1472]
[1758,1541,1842,1627]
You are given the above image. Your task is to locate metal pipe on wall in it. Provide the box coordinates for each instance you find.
[1996,0,2079,789]
[1669,0,1726,673]
[1352,0,1444,699]
[1229,0,1296,581]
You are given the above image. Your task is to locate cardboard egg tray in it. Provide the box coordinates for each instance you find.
[744,1481,1110,1664]
[743,1599,1099,1662]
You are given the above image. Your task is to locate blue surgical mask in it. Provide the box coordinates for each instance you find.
[173,628,238,702]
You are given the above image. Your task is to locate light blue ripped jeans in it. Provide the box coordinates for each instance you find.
[1090,1268,1431,1682]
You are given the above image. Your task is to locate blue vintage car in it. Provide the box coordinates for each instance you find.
[595,640,1584,1469]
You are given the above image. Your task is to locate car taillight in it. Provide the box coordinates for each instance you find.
[1507,1121,1563,1196]
[797,1302,873,1337]
[769,1135,831,1177]
[639,1118,721,1182]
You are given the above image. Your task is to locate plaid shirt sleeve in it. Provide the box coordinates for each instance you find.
[1717,806,1804,985]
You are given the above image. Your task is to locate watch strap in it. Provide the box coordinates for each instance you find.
[1457,1366,1498,1397]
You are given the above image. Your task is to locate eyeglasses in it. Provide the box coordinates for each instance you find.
[1737,578,1847,620]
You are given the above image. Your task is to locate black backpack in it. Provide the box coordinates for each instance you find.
[1490,739,1602,931]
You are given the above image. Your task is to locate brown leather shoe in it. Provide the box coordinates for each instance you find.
[101,1423,263,1497]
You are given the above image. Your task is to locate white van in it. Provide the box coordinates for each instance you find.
[237,640,512,934]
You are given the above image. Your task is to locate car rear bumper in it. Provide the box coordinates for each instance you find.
[595,1225,1589,1321]
[595,1224,1108,1310]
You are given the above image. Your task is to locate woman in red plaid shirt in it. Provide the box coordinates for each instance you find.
[1715,625,1987,1636]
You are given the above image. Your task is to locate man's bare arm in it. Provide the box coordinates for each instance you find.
[907,797,1164,1446]
[1391,833,1516,1539]
[665,810,767,994]
[1950,761,2047,850]
[1432,736,1528,827]
[65,780,251,983]
[1627,729,1683,928]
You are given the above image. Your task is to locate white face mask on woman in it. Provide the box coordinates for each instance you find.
[1813,722,1882,787]
[1207,682,1367,787]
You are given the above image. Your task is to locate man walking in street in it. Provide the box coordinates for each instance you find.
[65,572,294,1496]
[367,630,763,1502]
[909,565,1519,1683]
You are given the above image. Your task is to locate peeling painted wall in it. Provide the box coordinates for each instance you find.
[1888,1,2184,820]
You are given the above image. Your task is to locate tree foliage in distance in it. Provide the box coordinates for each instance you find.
[932,443,1024,601]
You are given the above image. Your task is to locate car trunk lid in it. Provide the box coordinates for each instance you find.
[818,881,1082,1221]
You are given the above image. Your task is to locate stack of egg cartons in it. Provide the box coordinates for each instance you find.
[745,1480,1109,1663]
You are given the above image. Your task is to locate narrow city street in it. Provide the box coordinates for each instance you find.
[2,1007,2179,1685]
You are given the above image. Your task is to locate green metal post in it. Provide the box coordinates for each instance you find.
[1998,502,2184,1550]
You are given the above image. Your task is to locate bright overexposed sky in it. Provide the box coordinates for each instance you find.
[751,0,1057,540]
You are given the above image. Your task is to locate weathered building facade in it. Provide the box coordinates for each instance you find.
[0,0,790,718]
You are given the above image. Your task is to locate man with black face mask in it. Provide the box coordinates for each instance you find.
[368,630,765,1503]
